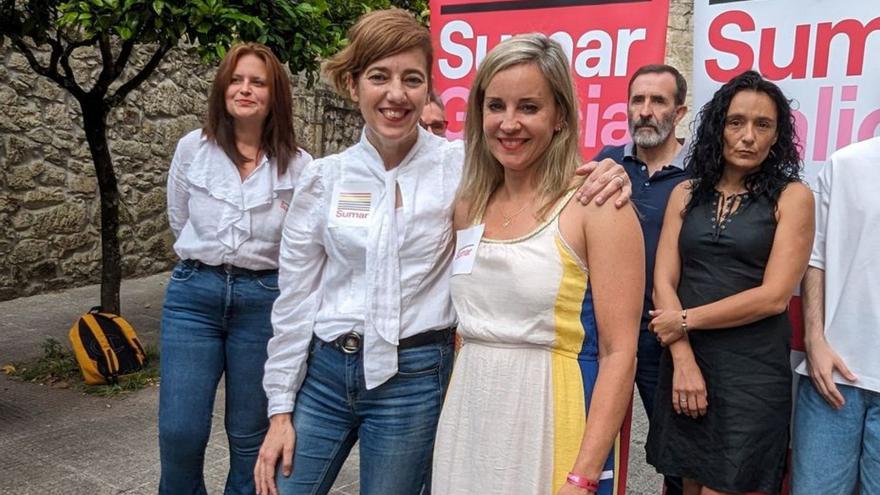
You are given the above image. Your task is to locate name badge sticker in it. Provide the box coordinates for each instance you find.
[452,224,485,276]
[330,183,378,227]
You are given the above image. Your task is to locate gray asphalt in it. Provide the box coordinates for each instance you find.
[0,273,661,494]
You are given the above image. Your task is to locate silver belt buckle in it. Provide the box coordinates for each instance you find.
[340,332,361,354]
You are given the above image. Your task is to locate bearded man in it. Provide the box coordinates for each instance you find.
[592,64,689,495]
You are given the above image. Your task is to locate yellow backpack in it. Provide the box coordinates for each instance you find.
[69,307,147,385]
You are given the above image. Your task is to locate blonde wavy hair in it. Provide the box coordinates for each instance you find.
[457,33,582,223]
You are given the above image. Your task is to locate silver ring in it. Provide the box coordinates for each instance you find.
[612,174,625,185]
[679,398,687,402]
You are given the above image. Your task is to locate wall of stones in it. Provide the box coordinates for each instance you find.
[0,1,694,301]
[0,44,363,301]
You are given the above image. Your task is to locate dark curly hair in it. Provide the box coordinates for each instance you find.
[685,70,802,211]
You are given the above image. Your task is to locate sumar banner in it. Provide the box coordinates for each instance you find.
[693,0,880,184]
[430,0,671,159]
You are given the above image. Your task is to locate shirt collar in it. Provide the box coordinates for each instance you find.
[623,138,690,171]
[357,126,429,177]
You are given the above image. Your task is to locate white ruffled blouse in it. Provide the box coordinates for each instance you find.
[263,128,464,416]
[166,129,313,270]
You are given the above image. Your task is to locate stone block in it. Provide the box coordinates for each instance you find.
[19,187,66,207]
[110,139,152,161]
[10,211,34,230]
[29,260,58,278]
[69,176,97,195]
[52,232,95,253]
[0,195,16,212]
[38,166,67,187]
[132,190,167,220]
[33,203,89,236]
[9,239,50,263]
[6,163,43,190]
[4,135,35,165]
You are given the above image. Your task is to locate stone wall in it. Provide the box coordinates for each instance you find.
[0,2,694,301]
[0,44,363,301]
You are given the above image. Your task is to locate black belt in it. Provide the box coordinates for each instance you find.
[326,327,455,355]
[184,259,278,277]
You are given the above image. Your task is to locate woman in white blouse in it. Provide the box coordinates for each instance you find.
[254,9,631,495]
[160,42,312,495]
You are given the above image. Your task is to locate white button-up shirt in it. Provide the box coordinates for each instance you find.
[167,129,313,270]
[264,128,463,416]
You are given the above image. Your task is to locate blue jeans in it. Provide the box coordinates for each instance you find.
[791,378,880,495]
[275,334,455,495]
[159,260,280,495]
[637,329,683,495]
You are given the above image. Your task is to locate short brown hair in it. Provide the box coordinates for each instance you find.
[628,64,688,106]
[204,42,299,175]
[322,8,432,98]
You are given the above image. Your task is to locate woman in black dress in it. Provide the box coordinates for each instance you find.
[645,70,815,494]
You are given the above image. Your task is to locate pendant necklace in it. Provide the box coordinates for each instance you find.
[501,202,530,227]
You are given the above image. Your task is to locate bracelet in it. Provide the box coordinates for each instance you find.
[680,309,688,336]
[566,472,599,492]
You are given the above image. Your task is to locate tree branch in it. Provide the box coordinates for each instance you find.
[57,33,99,85]
[105,41,172,109]
[91,33,119,97]
[113,38,135,78]
[10,34,86,100]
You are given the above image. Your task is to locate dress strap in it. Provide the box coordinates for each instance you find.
[547,187,579,223]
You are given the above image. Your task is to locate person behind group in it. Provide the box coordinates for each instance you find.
[790,136,880,494]
[253,9,632,495]
[591,63,689,495]
[420,91,448,137]
[645,70,814,494]
[160,42,312,494]
[431,33,644,495]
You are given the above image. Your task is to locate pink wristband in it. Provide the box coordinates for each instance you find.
[566,472,599,492]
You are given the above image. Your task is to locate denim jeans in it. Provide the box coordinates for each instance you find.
[275,333,455,495]
[637,329,682,495]
[791,378,880,495]
[158,260,280,495]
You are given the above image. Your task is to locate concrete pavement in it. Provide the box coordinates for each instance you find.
[0,273,661,494]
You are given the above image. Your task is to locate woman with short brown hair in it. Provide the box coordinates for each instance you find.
[254,9,631,495]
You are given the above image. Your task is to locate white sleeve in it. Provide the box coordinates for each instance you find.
[166,137,194,239]
[809,159,832,270]
[263,160,328,417]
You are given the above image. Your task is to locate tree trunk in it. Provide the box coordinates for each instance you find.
[81,98,122,314]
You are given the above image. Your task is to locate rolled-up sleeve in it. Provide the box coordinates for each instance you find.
[263,160,328,417]
[809,161,831,270]
[166,137,193,238]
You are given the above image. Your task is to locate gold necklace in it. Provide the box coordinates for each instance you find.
[501,202,530,227]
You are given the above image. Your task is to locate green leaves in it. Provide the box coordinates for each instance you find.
[1,0,428,84]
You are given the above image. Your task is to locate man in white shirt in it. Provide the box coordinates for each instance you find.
[791,136,880,494]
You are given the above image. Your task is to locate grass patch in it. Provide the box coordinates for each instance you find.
[3,337,160,397]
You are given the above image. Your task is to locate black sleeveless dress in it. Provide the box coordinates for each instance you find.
[645,192,791,493]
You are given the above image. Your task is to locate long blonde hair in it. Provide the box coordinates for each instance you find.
[457,34,582,223]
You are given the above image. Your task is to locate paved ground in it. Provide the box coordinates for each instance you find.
[0,273,661,494]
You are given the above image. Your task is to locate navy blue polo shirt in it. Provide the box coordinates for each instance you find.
[593,140,690,331]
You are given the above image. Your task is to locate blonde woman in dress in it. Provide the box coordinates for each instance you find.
[432,34,644,495]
